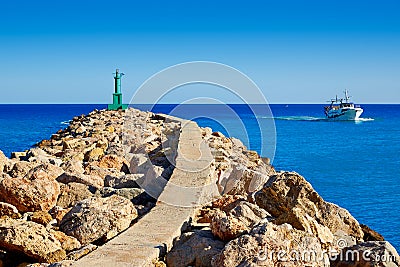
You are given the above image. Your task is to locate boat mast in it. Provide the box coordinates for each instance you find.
[344,89,350,103]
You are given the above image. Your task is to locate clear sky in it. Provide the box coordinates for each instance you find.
[0,0,399,104]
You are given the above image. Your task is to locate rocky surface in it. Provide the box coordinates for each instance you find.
[166,229,225,267]
[0,108,179,266]
[0,217,66,263]
[0,107,397,267]
[0,165,61,212]
[59,195,137,245]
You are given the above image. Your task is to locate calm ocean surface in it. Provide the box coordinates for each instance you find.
[0,104,398,249]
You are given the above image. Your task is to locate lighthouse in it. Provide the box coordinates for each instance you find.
[108,69,128,110]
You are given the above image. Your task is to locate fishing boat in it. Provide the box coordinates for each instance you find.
[324,90,363,120]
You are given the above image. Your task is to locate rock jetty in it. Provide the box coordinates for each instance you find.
[0,108,398,267]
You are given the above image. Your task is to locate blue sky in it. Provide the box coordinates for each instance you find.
[0,0,399,103]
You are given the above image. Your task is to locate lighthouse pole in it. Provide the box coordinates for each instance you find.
[108,68,128,110]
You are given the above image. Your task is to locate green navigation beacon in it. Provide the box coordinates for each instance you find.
[108,68,128,110]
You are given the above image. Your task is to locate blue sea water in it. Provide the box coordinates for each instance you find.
[0,104,398,249]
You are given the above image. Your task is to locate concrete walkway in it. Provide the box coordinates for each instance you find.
[72,116,218,267]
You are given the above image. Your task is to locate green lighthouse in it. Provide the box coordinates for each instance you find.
[108,68,128,110]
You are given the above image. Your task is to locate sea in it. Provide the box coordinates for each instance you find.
[0,104,399,249]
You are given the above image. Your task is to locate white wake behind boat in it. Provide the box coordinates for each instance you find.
[324,90,363,120]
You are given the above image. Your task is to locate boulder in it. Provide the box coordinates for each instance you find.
[57,183,93,208]
[98,154,128,172]
[57,172,103,188]
[25,148,54,164]
[210,210,248,241]
[0,202,19,218]
[10,151,27,160]
[331,241,399,267]
[84,148,104,162]
[0,170,60,212]
[84,163,124,186]
[8,161,39,178]
[49,230,81,252]
[66,244,97,261]
[59,195,137,245]
[166,229,226,267]
[217,163,271,195]
[360,224,385,242]
[255,172,364,241]
[212,222,330,267]
[24,163,64,181]
[104,173,143,188]
[60,160,84,175]
[31,211,53,226]
[0,217,66,263]
[229,201,270,227]
[94,187,145,202]
[49,206,71,226]
[128,153,152,174]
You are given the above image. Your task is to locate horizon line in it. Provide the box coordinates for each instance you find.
[0,102,400,105]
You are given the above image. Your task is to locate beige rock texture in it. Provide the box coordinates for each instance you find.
[0,217,66,263]
[0,202,19,218]
[49,230,81,252]
[8,161,38,178]
[31,211,53,226]
[212,222,330,267]
[210,209,249,241]
[59,195,137,245]
[0,169,60,212]
[56,183,93,208]
[166,229,225,267]
[255,172,364,242]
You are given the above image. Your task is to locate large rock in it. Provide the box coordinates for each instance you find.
[104,173,143,189]
[98,154,128,172]
[0,217,66,263]
[360,224,385,242]
[0,202,19,218]
[166,229,225,267]
[59,195,137,245]
[31,211,53,226]
[66,244,97,261]
[215,157,273,196]
[25,148,62,166]
[229,200,270,227]
[24,163,64,181]
[331,241,399,267]
[210,210,248,241]
[207,195,270,241]
[57,172,104,188]
[94,187,145,202]
[8,161,39,178]
[57,183,93,208]
[49,230,81,252]
[255,172,364,241]
[60,160,84,175]
[0,167,61,212]
[84,147,104,162]
[212,222,330,267]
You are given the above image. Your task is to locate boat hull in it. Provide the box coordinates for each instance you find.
[326,108,363,120]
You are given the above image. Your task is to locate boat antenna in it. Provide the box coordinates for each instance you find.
[344,89,350,103]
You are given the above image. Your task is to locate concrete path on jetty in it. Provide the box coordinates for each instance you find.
[72,116,218,267]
